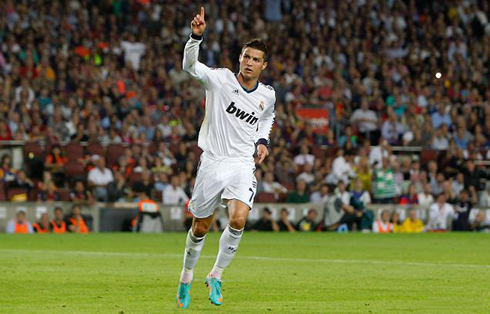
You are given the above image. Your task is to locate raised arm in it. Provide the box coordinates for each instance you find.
[183,7,221,90]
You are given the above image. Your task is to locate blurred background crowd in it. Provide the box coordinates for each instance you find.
[1,0,490,232]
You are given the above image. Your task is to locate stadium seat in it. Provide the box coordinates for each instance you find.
[312,146,326,161]
[256,192,276,203]
[57,188,71,201]
[87,143,105,157]
[64,161,86,178]
[66,143,84,161]
[23,142,44,159]
[129,172,143,186]
[420,149,439,165]
[7,187,28,201]
[0,182,6,201]
[107,144,126,167]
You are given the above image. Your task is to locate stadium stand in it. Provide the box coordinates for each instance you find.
[0,0,490,232]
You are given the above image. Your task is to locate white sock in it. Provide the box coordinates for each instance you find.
[180,229,206,284]
[209,225,243,280]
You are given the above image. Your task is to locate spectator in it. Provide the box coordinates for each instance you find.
[8,170,35,200]
[469,211,490,232]
[296,162,315,186]
[67,205,89,234]
[87,155,114,202]
[285,180,309,203]
[479,183,490,208]
[0,154,16,183]
[349,178,374,231]
[51,207,66,234]
[401,209,425,233]
[373,157,397,203]
[391,212,403,233]
[381,110,405,145]
[250,208,279,232]
[70,180,95,204]
[296,209,318,232]
[37,171,59,202]
[32,213,50,233]
[354,156,372,193]
[350,99,379,144]
[431,105,451,129]
[310,183,329,204]
[277,208,296,232]
[452,188,477,231]
[372,210,393,233]
[452,173,465,196]
[163,175,189,206]
[328,149,355,185]
[293,145,315,166]
[44,144,67,187]
[6,211,33,234]
[418,183,435,209]
[427,194,454,232]
[463,160,483,191]
[263,172,288,200]
[399,184,419,205]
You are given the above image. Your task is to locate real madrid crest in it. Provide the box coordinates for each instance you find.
[259,100,265,111]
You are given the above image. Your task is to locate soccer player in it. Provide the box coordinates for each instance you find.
[176,7,275,309]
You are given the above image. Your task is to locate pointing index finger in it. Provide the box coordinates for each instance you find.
[200,7,205,20]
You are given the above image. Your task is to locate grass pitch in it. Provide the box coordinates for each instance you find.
[0,232,489,313]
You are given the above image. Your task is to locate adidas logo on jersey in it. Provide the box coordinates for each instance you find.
[226,102,259,125]
[232,89,239,95]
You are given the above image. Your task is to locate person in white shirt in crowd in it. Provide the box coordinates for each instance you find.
[427,194,455,232]
[451,173,464,197]
[350,98,380,144]
[121,34,146,70]
[369,139,393,166]
[372,210,393,233]
[418,183,435,209]
[381,109,405,145]
[262,171,287,200]
[335,181,354,213]
[479,183,490,208]
[293,144,315,166]
[163,175,190,206]
[296,162,315,186]
[87,155,114,202]
[328,149,356,185]
[310,183,329,204]
[431,126,449,150]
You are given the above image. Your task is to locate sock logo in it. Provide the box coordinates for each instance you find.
[226,102,258,125]
[227,246,237,253]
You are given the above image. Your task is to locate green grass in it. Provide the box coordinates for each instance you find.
[0,233,489,313]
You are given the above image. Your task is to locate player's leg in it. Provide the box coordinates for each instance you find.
[177,214,214,309]
[206,199,250,306]
[176,154,223,308]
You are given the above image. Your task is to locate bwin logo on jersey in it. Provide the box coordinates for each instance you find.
[226,102,259,125]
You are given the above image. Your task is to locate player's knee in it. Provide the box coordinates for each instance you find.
[192,223,209,237]
[229,217,246,230]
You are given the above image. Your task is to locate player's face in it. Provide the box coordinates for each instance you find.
[239,47,267,80]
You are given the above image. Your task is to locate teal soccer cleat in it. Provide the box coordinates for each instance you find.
[205,276,223,306]
[176,282,191,309]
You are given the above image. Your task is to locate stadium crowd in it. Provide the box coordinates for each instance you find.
[1,0,490,232]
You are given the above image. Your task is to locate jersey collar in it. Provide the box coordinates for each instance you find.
[236,73,259,94]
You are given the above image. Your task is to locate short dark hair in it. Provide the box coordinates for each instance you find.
[242,38,269,61]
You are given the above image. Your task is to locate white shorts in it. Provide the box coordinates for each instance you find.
[189,152,257,219]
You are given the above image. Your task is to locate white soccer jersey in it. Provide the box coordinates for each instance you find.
[183,35,275,161]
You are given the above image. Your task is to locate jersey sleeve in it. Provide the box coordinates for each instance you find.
[255,92,276,145]
[182,34,222,90]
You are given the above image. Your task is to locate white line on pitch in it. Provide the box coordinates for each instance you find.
[1,249,489,269]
